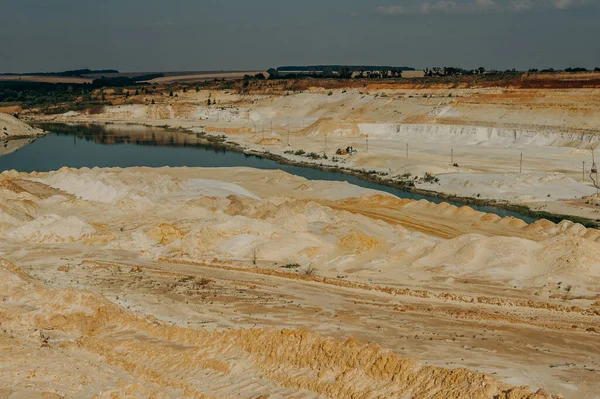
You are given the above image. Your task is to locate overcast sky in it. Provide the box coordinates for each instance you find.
[1,0,598,73]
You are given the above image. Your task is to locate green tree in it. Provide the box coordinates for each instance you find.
[565,67,587,73]
[339,66,352,79]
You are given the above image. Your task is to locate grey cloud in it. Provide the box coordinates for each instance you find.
[375,0,595,14]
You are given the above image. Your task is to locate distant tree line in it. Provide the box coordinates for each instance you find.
[526,67,600,73]
[243,73,266,80]
[527,67,599,73]
[276,65,415,73]
[0,73,164,111]
[424,66,486,77]
[352,69,404,79]
[0,81,96,110]
[266,65,413,80]
[242,73,266,88]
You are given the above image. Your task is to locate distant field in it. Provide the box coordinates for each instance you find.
[402,70,425,78]
[0,70,266,84]
[149,71,266,83]
[0,75,92,84]
[3,69,599,88]
[523,71,600,81]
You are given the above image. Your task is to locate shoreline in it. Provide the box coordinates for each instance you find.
[1,133,46,140]
[29,119,600,228]
[241,142,600,228]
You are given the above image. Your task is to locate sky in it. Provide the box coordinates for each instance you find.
[1,0,599,73]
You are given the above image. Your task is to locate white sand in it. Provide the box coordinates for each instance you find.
[419,172,597,202]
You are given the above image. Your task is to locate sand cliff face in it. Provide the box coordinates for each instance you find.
[0,167,599,397]
[40,87,600,137]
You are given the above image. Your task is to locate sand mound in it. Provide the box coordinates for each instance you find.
[480,213,502,222]
[186,179,260,200]
[539,235,600,274]
[6,214,96,243]
[0,113,44,139]
[300,117,363,138]
[5,167,599,283]
[257,137,281,145]
[0,197,38,224]
[337,229,382,254]
[0,175,28,193]
[413,234,543,278]
[146,223,186,245]
[30,168,187,202]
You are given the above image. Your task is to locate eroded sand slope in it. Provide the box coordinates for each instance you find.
[0,113,44,139]
[0,113,45,157]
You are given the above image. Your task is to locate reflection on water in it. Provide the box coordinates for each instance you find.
[0,123,293,172]
[0,137,36,157]
[37,122,226,150]
[1,123,536,223]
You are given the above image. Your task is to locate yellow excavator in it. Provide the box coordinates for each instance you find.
[336,146,357,156]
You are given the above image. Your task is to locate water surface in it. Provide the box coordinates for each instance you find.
[0,123,536,223]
